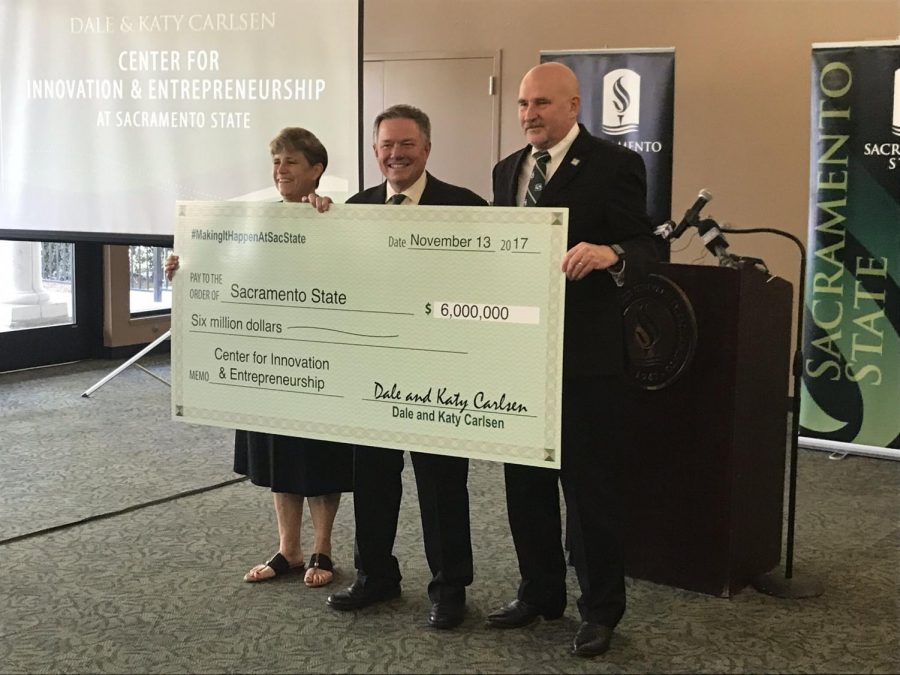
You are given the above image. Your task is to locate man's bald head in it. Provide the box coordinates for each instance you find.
[517,63,581,150]
[523,62,580,97]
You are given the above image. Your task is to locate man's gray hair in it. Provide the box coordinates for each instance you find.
[373,104,431,144]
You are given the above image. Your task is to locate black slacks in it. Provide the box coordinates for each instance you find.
[353,446,473,603]
[503,375,626,627]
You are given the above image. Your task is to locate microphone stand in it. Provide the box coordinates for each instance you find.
[717,225,823,599]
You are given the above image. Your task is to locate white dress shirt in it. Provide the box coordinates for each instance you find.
[515,122,580,207]
[385,171,427,205]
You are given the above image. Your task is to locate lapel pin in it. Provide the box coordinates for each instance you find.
[570,158,581,166]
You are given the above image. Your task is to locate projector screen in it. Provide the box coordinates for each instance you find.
[0,0,361,244]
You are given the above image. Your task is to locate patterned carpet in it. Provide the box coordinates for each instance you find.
[1,357,898,673]
[1,357,235,542]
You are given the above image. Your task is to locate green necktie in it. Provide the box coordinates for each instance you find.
[524,150,550,207]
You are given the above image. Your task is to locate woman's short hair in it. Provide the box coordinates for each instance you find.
[269,127,328,186]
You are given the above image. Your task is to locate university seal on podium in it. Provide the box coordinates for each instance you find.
[621,273,697,390]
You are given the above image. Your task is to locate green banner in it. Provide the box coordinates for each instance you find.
[801,41,900,454]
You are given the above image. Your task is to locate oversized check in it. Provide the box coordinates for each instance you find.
[171,201,567,468]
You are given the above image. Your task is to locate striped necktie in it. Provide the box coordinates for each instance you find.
[524,150,551,207]
[389,194,407,205]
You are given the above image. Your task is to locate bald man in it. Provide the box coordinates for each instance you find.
[486,62,657,657]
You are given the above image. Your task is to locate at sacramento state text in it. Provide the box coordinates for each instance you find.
[190,228,306,245]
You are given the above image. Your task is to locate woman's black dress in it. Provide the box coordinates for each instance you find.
[233,430,353,496]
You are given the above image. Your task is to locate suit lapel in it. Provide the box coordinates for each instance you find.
[419,172,437,205]
[505,148,530,206]
[539,127,590,205]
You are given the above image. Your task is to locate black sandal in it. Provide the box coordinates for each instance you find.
[243,552,305,583]
[304,553,335,587]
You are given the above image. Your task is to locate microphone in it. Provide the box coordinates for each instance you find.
[668,189,713,240]
[697,217,738,267]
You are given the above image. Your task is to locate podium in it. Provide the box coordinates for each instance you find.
[621,263,793,597]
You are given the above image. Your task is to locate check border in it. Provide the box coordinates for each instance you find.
[172,201,567,468]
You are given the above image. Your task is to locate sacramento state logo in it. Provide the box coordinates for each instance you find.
[621,274,697,390]
[602,69,640,136]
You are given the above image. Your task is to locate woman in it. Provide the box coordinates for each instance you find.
[165,127,353,587]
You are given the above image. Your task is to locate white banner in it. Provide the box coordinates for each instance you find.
[0,0,360,241]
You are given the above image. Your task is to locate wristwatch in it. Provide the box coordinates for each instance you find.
[609,243,626,271]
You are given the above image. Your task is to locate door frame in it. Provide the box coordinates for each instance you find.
[363,50,502,174]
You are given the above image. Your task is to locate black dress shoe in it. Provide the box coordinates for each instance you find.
[326,579,401,611]
[572,622,613,657]
[486,599,563,628]
[427,600,465,629]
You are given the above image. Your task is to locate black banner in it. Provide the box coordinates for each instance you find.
[541,49,675,236]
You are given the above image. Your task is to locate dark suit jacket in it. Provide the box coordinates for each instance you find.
[348,172,487,207]
[344,170,486,596]
[493,124,656,377]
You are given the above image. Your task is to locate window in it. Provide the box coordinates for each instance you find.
[128,245,173,315]
[0,240,74,332]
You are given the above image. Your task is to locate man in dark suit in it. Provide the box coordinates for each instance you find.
[325,104,487,629]
[485,62,657,657]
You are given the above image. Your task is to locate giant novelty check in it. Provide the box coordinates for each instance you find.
[171,201,568,468]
